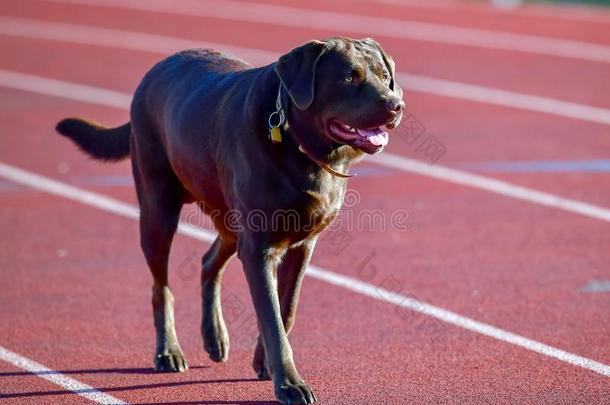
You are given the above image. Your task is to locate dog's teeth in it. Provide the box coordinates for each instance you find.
[338,123,357,132]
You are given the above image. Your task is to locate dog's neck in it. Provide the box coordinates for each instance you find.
[251,65,362,179]
[272,85,354,178]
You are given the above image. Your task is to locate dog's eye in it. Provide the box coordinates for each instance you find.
[344,74,354,83]
[381,72,391,84]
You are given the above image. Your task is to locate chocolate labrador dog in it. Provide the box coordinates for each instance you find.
[56,37,403,404]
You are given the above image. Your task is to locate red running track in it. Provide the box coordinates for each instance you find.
[0,0,609,404]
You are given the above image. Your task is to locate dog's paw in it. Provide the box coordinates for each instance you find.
[275,382,317,404]
[204,335,229,363]
[252,342,271,380]
[202,318,230,362]
[154,350,188,372]
[252,358,271,380]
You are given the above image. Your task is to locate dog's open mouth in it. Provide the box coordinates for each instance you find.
[328,121,389,154]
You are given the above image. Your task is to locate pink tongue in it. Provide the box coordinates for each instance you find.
[356,128,388,146]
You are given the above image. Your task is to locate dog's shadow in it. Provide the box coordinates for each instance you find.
[0,365,275,404]
[0,365,196,377]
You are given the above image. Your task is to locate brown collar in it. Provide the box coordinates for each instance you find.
[297,144,355,178]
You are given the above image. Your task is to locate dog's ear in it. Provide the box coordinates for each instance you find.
[274,40,327,110]
[361,38,399,94]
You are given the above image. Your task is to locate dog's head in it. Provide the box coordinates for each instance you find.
[275,37,404,155]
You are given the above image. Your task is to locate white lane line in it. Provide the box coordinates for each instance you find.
[370,0,610,24]
[0,159,214,242]
[0,346,127,404]
[2,17,610,126]
[369,153,610,222]
[42,0,610,64]
[1,161,609,378]
[2,69,610,224]
[0,17,277,66]
[0,69,131,109]
[399,73,610,126]
[305,266,610,377]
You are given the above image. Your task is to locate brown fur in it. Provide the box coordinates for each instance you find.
[56,37,403,404]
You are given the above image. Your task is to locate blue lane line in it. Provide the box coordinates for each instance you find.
[70,175,134,186]
[352,165,395,176]
[0,181,24,191]
[459,159,610,173]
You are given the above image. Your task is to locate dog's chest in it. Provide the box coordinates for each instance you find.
[277,182,345,245]
[306,189,342,229]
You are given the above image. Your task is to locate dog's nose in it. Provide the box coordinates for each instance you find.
[385,96,405,113]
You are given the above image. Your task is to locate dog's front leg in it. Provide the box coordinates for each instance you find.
[239,235,316,404]
[252,238,317,381]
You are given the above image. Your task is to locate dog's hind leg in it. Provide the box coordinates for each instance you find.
[200,235,236,362]
[140,188,186,372]
[252,238,317,381]
[132,150,187,373]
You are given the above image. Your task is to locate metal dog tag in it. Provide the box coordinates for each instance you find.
[269,126,282,143]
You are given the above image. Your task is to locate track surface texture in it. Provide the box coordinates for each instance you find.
[0,0,609,404]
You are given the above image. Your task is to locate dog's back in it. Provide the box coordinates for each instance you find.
[56,49,253,163]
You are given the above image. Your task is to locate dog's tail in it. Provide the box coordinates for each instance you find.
[56,118,131,161]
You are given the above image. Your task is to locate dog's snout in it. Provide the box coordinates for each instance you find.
[385,96,405,113]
